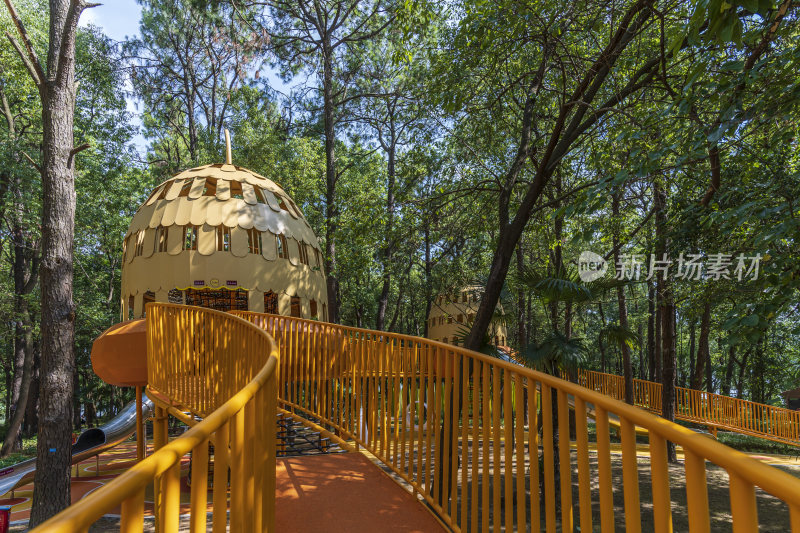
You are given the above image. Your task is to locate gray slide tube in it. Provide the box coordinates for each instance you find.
[0,392,154,497]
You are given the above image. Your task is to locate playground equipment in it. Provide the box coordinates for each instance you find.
[30,305,800,532]
[0,394,154,498]
[427,286,507,346]
[120,131,328,321]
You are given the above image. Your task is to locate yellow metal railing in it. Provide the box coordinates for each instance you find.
[32,304,279,532]
[235,311,800,532]
[31,306,800,531]
[576,368,800,445]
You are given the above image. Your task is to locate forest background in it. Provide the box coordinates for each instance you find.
[0,0,798,467]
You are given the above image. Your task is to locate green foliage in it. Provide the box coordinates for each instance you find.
[519,333,588,375]
[3,0,800,433]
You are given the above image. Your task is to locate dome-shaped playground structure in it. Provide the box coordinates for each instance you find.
[120,144,328,321]
[427,286,507,347]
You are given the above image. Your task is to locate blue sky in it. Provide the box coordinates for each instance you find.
[80,0,146,152]
[79,0,143,42]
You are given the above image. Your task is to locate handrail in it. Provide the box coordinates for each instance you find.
[576,368,800,446]
[235,311,800,532]
[31,304,279,533]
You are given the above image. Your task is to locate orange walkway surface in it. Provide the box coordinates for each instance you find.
[276,453,446,532]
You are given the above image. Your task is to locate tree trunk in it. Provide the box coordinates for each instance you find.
[422,219,433,338]
[637,322,645,379]
[647,282,656,382]
[654,297,662,382]
[1,181,38,456]
[654,180,677,462]
[692,303,711,391]
[22,348,39,439]
[612,191,633,404]
[375,124,396,331]
[1,298,33,456]
[722,345,736,396]
[516,242,525,349]
[597,303,607,374]
[736,348,751,399]
[705,333,713,394]
[27,0,83,524]
[688,320,696,388]
[72,366,81,430]
[321,34,339,324]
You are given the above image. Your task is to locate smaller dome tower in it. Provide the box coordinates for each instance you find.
[426,286,507,347]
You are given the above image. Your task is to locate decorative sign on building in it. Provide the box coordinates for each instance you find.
[194,280,205,286]
[226,280,238,287]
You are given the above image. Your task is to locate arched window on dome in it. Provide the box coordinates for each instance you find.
[457,314,464,323]
[203,178,217,196]
[442,337,448,344]
[134,231,145,257]
[277,195,289,211]
[178,179,193,197]
[253,187,267,204]
[322,303,327,322]
[230,181,244,200]
[264,291,278,314]
[183,225,198,251]
[298,242,310,265]
[216,226,230,252]
[290,296,301,317]
[276,234,289,259]
[155,226,169,253]
[128,296,135,320]
[247,229,262,254]
[157,184,170,200]
[310,299,318,319]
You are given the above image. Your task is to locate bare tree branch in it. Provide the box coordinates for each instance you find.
[2,0,45,87]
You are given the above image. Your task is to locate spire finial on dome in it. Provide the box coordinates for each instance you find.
[224,128,232,165]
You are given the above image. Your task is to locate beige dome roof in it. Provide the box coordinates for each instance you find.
[120,162,328,321]
[127,163,319,246]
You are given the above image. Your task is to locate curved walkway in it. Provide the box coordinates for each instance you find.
[277,453,445,532]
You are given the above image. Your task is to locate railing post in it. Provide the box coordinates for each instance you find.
[136,385,145,462]
[153,405,168,533]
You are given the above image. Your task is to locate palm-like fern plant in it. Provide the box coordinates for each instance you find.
[513,265,637,375]
[518,332,588,374]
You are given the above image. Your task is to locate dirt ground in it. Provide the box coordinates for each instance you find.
[373,442,800,532]
[590,453,797,533]
[11,447,799,531]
